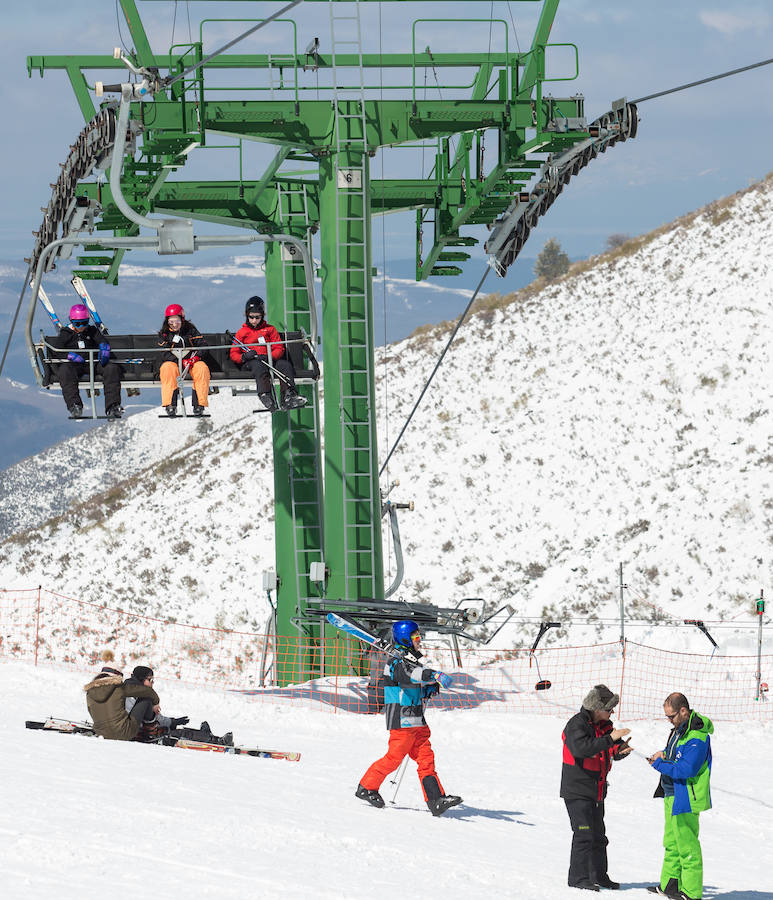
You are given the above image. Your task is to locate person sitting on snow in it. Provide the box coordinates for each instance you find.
[123,665,189,742]
[83,651,161,741]
[356,619,462,816]
[229,296,307,412]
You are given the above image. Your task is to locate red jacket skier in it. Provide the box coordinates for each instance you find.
[230,296,306,412]
[356,620,462,817]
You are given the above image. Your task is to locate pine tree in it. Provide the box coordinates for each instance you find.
[534,238,570,282]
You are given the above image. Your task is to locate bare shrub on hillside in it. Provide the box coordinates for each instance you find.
[605,233,631,250]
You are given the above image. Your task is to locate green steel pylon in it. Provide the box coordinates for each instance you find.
[25,1,637,682]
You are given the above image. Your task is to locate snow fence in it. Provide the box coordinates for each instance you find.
[1,587,769,721]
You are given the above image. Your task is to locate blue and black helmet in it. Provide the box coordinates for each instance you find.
[392,619,419,648]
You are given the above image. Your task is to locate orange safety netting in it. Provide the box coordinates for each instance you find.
[0,588,769,721]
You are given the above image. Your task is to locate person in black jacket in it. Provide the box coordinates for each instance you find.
[53,303,122,419]
[560,684,632,891]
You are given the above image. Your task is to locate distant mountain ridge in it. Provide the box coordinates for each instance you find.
[1,176,771,653]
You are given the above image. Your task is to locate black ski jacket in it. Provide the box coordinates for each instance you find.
[51,324,111,361]
[560,708,628,802]
[157,321,206,365]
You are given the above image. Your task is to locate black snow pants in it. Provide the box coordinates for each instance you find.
[57,361,122,410]
[244,356,296,397]
[565,798,609,887]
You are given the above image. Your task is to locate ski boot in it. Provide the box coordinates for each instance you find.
[281,391,307,410]
[258,392,278,412]
[429,794,463,816]
[105,404,123,420]
[68,403,83,419]
[647,881,679,898]
[355,784,385,808]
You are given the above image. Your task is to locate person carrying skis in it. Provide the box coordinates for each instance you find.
[560,684,632,891]
[53,304,123,419]
[83,651,161,741]
[123,665,189,742]
[355,619,462,817]
[229,296,307,412]
[157,303,210,416]
[647,692,713,900]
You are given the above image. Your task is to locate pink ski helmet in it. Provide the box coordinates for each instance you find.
[69,304,89,325]
[165,303,184,318]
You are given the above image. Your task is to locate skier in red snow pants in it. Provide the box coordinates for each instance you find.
[356,620,462,817]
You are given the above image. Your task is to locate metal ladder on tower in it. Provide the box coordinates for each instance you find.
[276,181,324,628]
[276,181,315,338]
[329,0,378,602]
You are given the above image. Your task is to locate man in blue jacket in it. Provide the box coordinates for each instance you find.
[647,692,713,900]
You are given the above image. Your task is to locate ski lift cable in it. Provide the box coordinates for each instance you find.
[631,56,773,105]
[379,264,492,476]
[0,265,32,380]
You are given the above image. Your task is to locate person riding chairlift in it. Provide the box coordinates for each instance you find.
[229,296,307,412]
[157,303,210,417]
[54,303,123,420]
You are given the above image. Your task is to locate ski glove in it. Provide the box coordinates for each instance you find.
[171,716,190,728]
[66,352,84,363]
[182,354,200,369]
[241,348,258,362]
[434,672,453,688]
[98,342,110,365]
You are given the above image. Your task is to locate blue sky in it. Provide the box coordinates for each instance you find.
[3,0,773,264]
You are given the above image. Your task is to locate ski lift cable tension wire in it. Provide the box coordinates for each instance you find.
[380,53,773,472]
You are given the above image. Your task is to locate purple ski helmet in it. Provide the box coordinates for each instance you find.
[69,304,89,325]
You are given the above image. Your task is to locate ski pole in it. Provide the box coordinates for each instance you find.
[71,276,109,334]
[388,756,409,804]
[37,285,63,331]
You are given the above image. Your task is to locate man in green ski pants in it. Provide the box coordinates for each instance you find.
[647,692,713,900]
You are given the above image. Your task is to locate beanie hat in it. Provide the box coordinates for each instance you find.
[98,649,122,677]
[132,665,154,682]
[582,684,619,712]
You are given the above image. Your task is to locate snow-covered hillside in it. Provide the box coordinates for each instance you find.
[1,661,771,900]
[1,177,771,646]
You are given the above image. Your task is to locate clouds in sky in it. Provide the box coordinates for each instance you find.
[699,8,771,36]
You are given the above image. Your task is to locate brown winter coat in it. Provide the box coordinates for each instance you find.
[83,674,160,741]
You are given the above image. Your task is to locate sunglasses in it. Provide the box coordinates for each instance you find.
[247,314,262,319]
[70,320,89,328]
[665,711,679,720]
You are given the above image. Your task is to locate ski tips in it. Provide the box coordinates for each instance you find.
[535,680,552,691]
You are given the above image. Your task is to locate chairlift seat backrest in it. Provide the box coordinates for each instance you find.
[38,331,319,390]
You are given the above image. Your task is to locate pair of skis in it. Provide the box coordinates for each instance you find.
[25,718,300,762]
[38,276,108,333]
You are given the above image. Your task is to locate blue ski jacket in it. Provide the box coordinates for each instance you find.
[652,710,713,815]
[382,649,441,730]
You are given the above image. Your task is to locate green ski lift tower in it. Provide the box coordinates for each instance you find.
[25,0,638,683]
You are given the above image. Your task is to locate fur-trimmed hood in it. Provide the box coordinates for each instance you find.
[83,673,123,694]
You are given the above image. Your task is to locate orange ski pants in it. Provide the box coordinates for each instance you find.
[160,360,210,406]
[360,726,443,800]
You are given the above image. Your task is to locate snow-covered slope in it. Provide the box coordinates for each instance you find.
[1,178,771,643]
[1,661,771,900]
